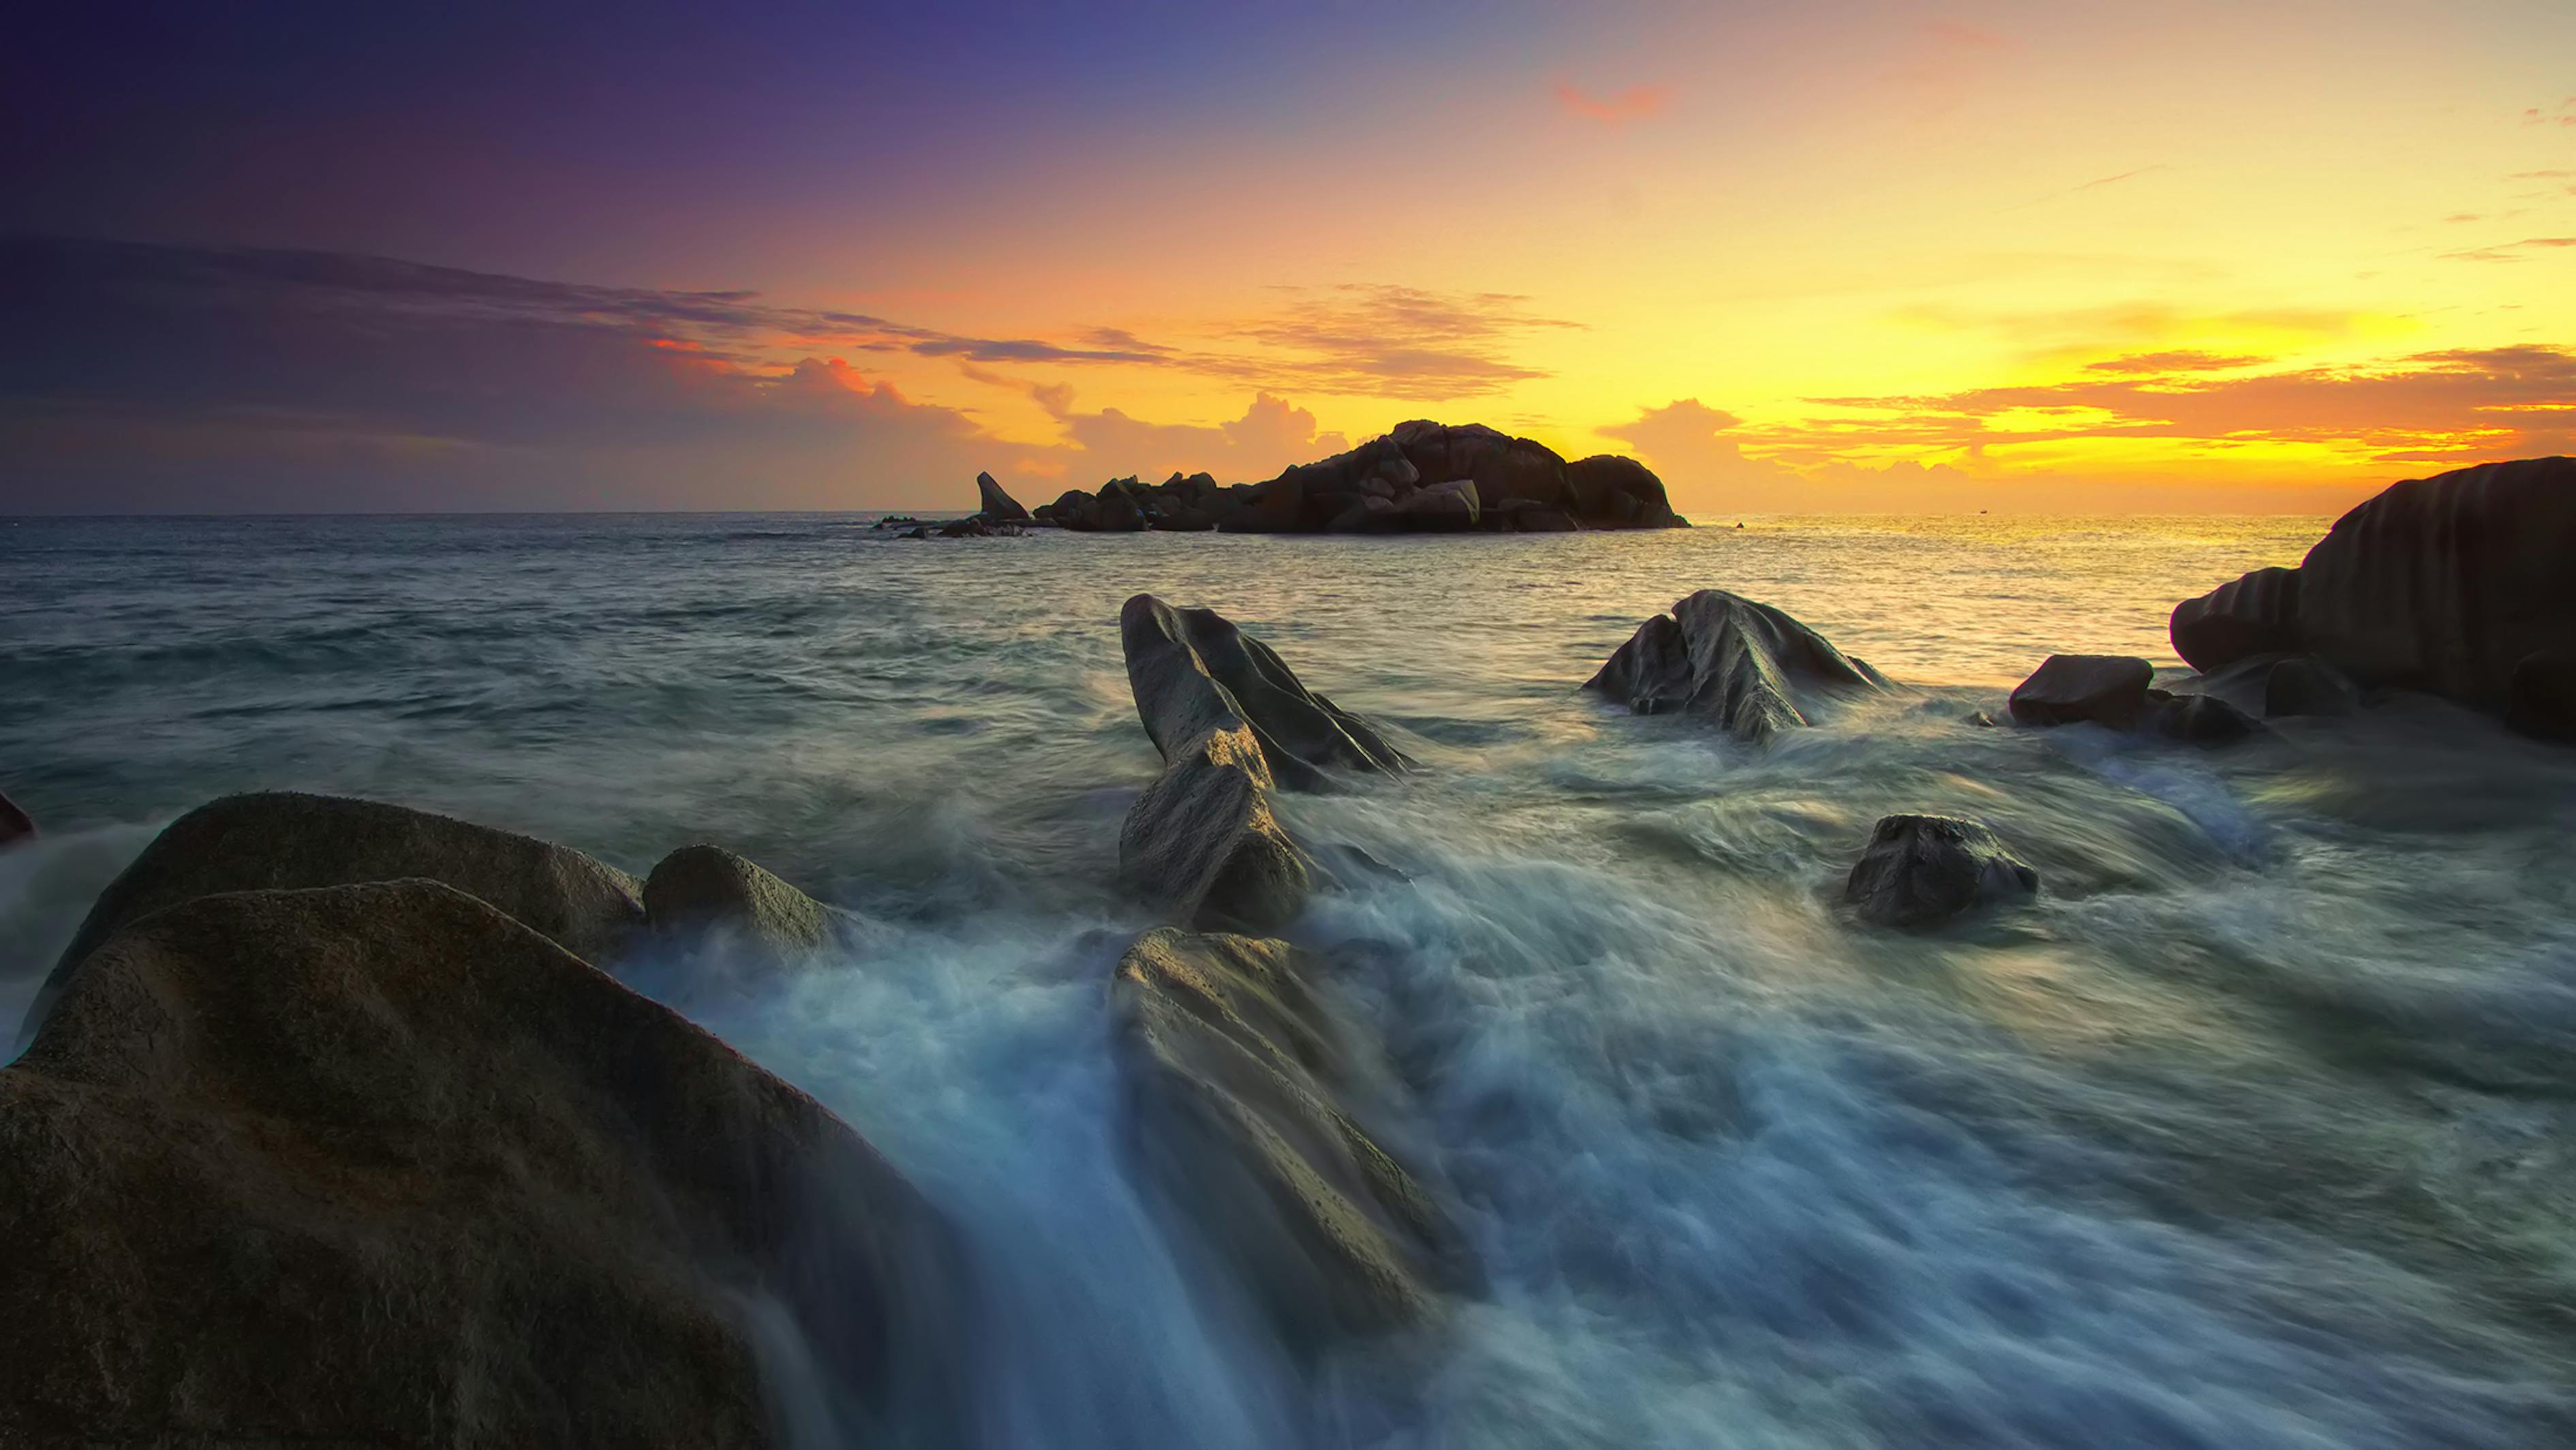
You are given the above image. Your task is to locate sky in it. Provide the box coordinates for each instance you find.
[2,0,2571,515]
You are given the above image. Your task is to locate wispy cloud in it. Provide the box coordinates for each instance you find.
[1553,81,1672,125]
[2069,164,2168,192]
[2081,350,2263,375]
[2438,236,2576,263]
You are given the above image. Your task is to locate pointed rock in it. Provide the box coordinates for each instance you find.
[1586,590,1888,742]
[974,469,1030,522]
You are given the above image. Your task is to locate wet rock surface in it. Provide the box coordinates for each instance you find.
[1586,589,1890,743]
[2008,654,2156,729]
[1843,814,2039,928]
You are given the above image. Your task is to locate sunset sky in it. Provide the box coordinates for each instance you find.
[3,1,2571,514]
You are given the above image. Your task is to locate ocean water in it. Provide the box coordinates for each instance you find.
[6,511,2576,1448]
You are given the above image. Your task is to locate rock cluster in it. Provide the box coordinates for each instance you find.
[2,813,961,1445]
[1586,589,1890,742]
[2167,456,2575,738]
[2006,654,2265,744]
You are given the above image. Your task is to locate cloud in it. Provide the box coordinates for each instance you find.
[1208,284,1582,399]
[2081,350,2263,374]
[2070,165,2166,192]
[1553,81,1672,125]
[2438,236,2576,263]
[1032,389,1351,488]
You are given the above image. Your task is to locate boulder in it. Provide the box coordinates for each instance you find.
[2170,566,2301,674]
[1118,724,1312,932]
[1048,488,1103,531]
[643,845,836,965]
[975,470,1031,522]
[1394,478,1480,532]
[0,788,30,848]
[2008,654,2156,729]
[1112,927,1468,1346]
[1565,454,1687,529]
[1585,590,1890,743]
[22,792,643,1042]
[0,880,959,1447]
[1216,474,1307,534]
[2295,457,2576,710]
[2147,692,2267,746]
[1094,487,1146,532]
[1494,498,1578,532]
[2507,649,2576,742]
[1843,815,2038,928]
[2264,654,2360,718]
[1121,594,1410,789]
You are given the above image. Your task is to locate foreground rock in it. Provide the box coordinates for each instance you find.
[643,844,838,968]
[1586,590,1890,742]
[2168,456,2576,734]
[1113,927,1469,1349]
[2008,654,2156,729]
[1844,815,2038,928]
[2264,654,2361,718]
[975,469,1031,522]
[1122,594,1410,789]
[1,880,959,1447]
[1118,725,1314,931]
[0,787,29,847]
[22,792,643,1040]
[2147,692,2267,746]
[2509,649,2576,742]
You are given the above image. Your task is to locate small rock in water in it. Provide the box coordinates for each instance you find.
[2264,654,2360,718]
[1844,814,2039,928]
[1586,589,1890,744]
[2148,691,2268,746]
[2008,654,2155,729]
[642,843,837,967]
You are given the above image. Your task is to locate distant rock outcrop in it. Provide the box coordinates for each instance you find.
[1,879,960,1446]
[2166,457,2576,736]
[2008,654,2156,729]
[1843,815,2038,928]
[22,791,643,1042]
[1113,927,1470,1348]
[975,469,1031,522]
[1586,589,1890,743]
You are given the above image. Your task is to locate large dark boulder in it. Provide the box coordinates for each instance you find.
[1584,590,1890,743]
[2297,457,2576,710]
[974,470,1030,522]
[2008,655,2156,729]
[2508,649,2576,742]
[0,788,29,848]
[643,845,837,967]
[1565,455,1686,529]
[1844,815,2038,928]
[2170,566,2301,674]
[1118,724,1312,932]
[0,880,960,1447]
[22,792,643,1042]
[1094,487,1146,532]
[1121,594,1409,789]
[1113,927,1469,1348]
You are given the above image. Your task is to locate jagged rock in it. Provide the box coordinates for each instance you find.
[975,470,1030,522]
[0,880,959,1447]
[1121,594,1410,789]
[1843,815,2038,928]
[1047,488,1101,531]
[642,845,835,965]
[2008,655,2156,729]
[1118,724,1311,931]
[0,789,30,848]
[1585,590,1890,743]
[2508,650,2576,742]
[2148,692,2267,746]
[1112,926,1469,1347]
[2171,566,2301,674]
[2264,654,2360,718]
[22,792,643,1041]
[1095,487,1146,532]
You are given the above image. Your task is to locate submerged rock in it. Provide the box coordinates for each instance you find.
[2147,691,2267,746]
[975,469,1030,522]
[2264,654,2361,718]
[1844,815,2038,928]
[643,844,836,965]
[1113,926,1469,1348]
[22,791,643,1041]
[0,788,29,848]
[1118,725,1313,932]
[2008,654,2156,729]
[0,879,960,1447]
[1121,593,1410,789]
[1585,589,1890,743]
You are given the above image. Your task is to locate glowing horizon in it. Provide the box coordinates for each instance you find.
[2,1,2570,514]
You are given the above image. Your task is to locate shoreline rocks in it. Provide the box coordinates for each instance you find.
[3,879,961,1445]
[1586,589,1890,743]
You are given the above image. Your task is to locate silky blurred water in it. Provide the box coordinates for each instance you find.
[7,511,2576,1448]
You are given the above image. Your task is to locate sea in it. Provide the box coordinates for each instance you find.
[5,511,2575,1448]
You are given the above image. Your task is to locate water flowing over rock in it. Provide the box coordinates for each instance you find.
[1843,815,2038,928]
[0,880,962,1447]
[975,469,1030,522]
[1112,927,1469,1349]
[2008,654,2156,729]
[1120,593,1411,790]
[0,787,30,848]
[22,791,643,1042]
[2147,691,2267,746]
[2166,457,2576,735]
[643,844,838,967]
[1585,589,1890,743]
[1117,724,1313,932]
[2264,654,2361,718]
